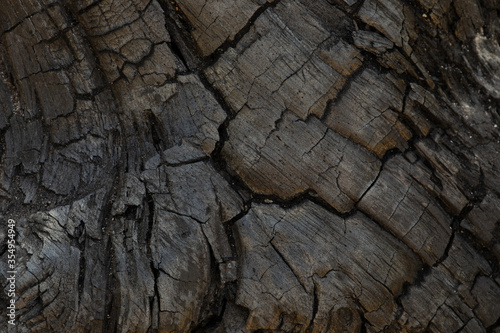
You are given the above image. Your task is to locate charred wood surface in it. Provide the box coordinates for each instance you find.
[0,0,500,332]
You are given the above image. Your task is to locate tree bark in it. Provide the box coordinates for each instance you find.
[0,0,499,332]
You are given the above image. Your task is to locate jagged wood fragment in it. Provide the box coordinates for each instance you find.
[175,0,274,56]
[235,201,420,332]
[205,0,361,120]
[358,155,453,265]
[223,111,380,213]
[324,68,411,157]
[398,236,494,331]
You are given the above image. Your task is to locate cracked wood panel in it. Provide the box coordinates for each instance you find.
[235,201,420,332]
[174,0,276,57]
[0,0,499,332]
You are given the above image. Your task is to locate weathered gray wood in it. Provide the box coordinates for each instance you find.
[175,0,274,56]
[0,0,499,332]
[324,68,410,157]
[222,111,381,213]
[235,201,420,332]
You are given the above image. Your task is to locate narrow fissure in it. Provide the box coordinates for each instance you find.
[77,237,86,304]
[305,282,319,333]
[434,170,487,267]
[102,234,118,333]
[201,0,284,68]
[192,230,227,333]
[146,193,160,333]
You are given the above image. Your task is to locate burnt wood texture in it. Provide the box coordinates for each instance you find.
[0,0,500,332]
